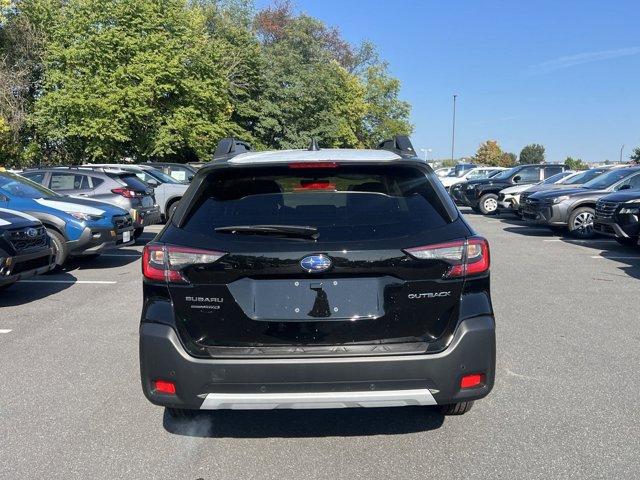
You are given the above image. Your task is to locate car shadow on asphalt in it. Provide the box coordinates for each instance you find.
[64,254,140,271]
[0,272,75,307]
[494,213,640,280]
[162,407,445,438]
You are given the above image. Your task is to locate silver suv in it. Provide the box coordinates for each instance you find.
[21,167,162,239]
[87,164,188,220]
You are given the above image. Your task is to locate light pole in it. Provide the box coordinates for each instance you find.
[619,144,625,163]
[451,94,458,163]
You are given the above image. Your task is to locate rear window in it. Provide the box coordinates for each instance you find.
[182,165,455,242]
[111,174,150,191]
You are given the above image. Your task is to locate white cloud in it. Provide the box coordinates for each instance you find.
[528,47,640,75]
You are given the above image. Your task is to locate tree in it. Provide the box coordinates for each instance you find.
[474,140,504,166]
[564,156,589,170]
[630,147,640,165]
[500,152,517,167]
[30,0,234,163]
[360,63,412,147]
[519,143,545,164]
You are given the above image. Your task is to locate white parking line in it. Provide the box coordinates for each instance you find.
[18,280,117,284]
[0,329,12,334]
[543,239,615,243]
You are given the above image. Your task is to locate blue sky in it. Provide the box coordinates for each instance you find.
[256,0,640,163]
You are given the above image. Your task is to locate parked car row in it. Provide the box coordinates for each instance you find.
[0,161,196,290]
[442,163,640,247]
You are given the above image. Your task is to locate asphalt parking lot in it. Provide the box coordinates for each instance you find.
[1,211,639,480]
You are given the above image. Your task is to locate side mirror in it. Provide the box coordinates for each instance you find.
[512,175,521,183]
[147,179,159,187]
[0,193,8,203]
[187,175,194,182]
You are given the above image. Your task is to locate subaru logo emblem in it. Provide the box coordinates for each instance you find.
[26,228,39,238]
[300,254,332,273]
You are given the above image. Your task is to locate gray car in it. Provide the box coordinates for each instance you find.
[21,167,162,238]
[87,164,188,220]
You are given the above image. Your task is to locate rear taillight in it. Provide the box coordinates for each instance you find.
[404,237,490,278]
[111,187,137,198]
[142,244,226,283]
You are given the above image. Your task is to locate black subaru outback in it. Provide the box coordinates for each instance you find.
[139,137,495,417]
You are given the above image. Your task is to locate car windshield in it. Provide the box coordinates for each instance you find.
[491,168,516,180]
[542,171,572,184]
[563,169,605,185]
[136,169,179,184]
[0,172,60,199]
[582,168,638,190]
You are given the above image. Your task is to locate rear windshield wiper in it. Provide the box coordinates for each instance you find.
[215,225,319,240]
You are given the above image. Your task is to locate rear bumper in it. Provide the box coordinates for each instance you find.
[139,315,496,410]
[131,207,162,228]
[0,248,55,286]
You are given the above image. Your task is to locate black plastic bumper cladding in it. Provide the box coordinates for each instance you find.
[139,315,495,409]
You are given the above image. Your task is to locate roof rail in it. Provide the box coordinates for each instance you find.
[377,135,417,158]
[212,138,252,162]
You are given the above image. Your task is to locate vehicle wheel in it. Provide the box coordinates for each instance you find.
[440,401,474,415]
[478,194,499,215]
[46,228,68,268]
[166,407,198,420]
[568,207,595,238]
[167,200,179,220]
[615,237,638,247]
[133,227,144,240]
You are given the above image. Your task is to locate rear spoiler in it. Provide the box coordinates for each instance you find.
[212,138,252,162]
[377,135,418,159]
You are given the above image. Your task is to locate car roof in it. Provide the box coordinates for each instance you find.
[225,148,403,165]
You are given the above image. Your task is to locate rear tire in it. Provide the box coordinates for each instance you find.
[46,228,68,269]
[166,407,198,420]
[440,401,474,415]
[166,200,179,221]
[479,194,499,215]
[133,227,144,240]
[568,207,595,238]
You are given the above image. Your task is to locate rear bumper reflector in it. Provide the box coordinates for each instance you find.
[199,389,437,410]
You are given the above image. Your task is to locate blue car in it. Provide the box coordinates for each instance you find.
[0,170,135,267]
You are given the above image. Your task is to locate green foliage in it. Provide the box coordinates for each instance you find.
[564,156,589,170]
[0,0,413,166]
[30,0,233,163]
[629,147,640,165]
[519,143,545,164]
[474,140,504,167]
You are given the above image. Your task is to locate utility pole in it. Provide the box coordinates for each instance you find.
[451,94,458,163]
[619,144,625,163]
